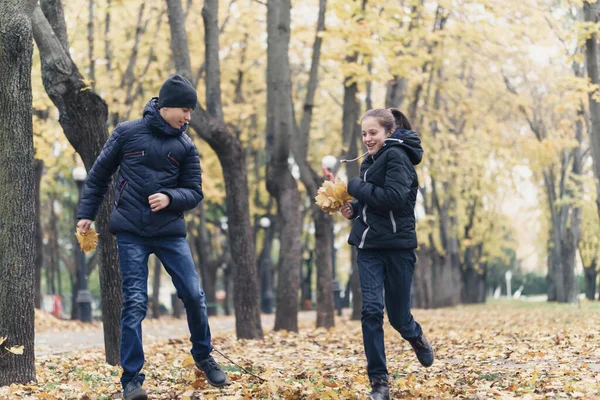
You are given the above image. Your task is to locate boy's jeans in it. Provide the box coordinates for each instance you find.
[357,248,423,380]
[116,233,212,388]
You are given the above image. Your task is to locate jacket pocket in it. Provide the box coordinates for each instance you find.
[115,180,128,207]
[167,152,180,167]
[123,150,145,157]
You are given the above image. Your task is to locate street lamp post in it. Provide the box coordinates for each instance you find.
[73,167,93,322]
[321,156,342,316]
[505,270,513,299]
[259,216,275,314]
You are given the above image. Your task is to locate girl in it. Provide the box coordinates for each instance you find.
[341,108,433,400]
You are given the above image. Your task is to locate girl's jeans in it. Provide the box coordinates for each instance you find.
[357,248,423,380]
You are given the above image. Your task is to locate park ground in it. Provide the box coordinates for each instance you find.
[2,300,600,399]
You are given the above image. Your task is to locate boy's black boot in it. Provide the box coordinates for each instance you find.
[196,355,228,387]
[368,376,390,400]
[408,333,434,367]
[123,376,147,400]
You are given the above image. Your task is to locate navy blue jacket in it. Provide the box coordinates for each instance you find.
[77,98,203,237]
[347,129,423,250]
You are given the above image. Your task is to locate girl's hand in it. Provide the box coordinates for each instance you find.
[340,203,354,219]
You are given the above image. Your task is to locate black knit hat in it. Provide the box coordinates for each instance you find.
[158,74,197,109]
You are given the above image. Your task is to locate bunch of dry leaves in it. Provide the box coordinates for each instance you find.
[314,181,353,214]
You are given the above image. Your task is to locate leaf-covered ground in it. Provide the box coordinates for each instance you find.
[3,301,600,399]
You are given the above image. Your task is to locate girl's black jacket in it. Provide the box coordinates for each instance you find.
[347,129,423,250]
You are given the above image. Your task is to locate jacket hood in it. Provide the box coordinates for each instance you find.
[379,129,423,165]
[143,98,188,137]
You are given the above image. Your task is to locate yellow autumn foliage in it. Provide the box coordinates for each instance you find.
[75,229,99,253]
[314,181,353,214]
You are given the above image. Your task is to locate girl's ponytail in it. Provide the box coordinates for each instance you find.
[389,108,412,131]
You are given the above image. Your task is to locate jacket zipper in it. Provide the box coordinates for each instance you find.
[115,180,128,206]
[358,166,371,249]
[389,211,397,233]
[167,152,180,167]
[123,151,145,157]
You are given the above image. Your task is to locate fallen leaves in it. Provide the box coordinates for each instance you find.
[3,301,600,399]
[314,181,353,214]
[34,309,101,333]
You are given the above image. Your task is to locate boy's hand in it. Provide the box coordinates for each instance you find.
[340,203,354,219]
[149,193,170,212]
[77,219,93,234]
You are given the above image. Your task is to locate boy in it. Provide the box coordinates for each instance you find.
[76,74,227,400]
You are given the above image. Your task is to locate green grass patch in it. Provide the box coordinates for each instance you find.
[81,372,108,383]
[45,382,62,390]
[479,373,501,381]
[222,365,243,373]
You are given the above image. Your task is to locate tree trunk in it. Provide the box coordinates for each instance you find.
[172,293,183,318]
[448,203,463,305]
[271,176,303,331]
[561,234,579,303]
[430,250,462,308]
[48,193,58,294]
[413,248,432,308]
[151,257,161,319]
[166,0,192,79]
[429,191,462,307]
[194,204,220,317]
[349,247,362,320]
[34,160,44,309]
[70,275,79,321]
[201,263,218,317]
[460,204,486,304]
[342,70,362,320]
[69,202,80,320]
[0,0,37,384]
[32,5,122,365]
[165,0,262,339]
[385,77,408,109]
[584,1,600,220]
[301,250,313,309]
[547,232,557,302]
[223,258,236,316]
[415,244,463,308]
[545,170,566,302]
[461,253,486,304]
[559,111,584,304]
[202,0,223,121]
[190,120,261,334]
[267,0,303,332]
[584,261,597,300]
[40,0,69,52]
[313,212,334,327]
[290,0,333,329]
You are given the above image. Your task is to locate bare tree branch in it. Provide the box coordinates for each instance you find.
[87,0,96,90]
[203,0,224,120]
[166,0,192,79]
[104,0,111,72]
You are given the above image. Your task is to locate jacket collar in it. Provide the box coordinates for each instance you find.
[143,98,188,137]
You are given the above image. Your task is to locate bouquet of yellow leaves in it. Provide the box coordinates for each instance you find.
[75,228,99,253]
[315,180,353,214]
